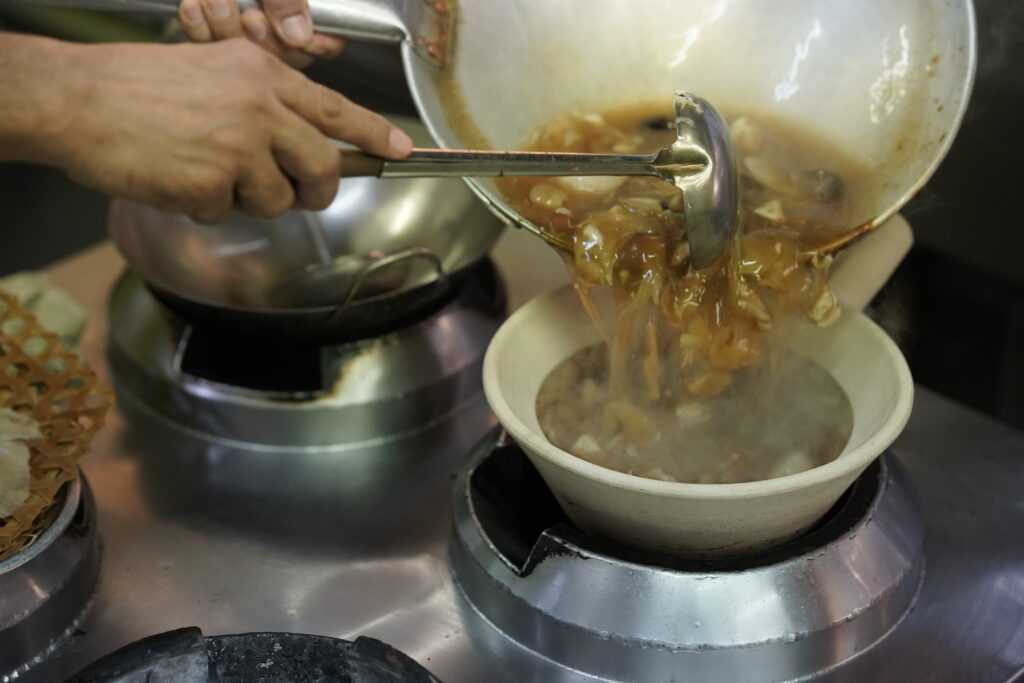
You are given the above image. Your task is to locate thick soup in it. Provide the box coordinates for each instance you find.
[504,103,863,482]
[537,343,853,483]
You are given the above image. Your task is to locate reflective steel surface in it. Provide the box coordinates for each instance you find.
[1,477,99,682]
[451,437,924,682]
[16,233,1024,682]
[105,271,502,448]
[107,116,504,313]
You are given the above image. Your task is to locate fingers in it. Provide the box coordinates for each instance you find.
[276,76,413,159]
[202,0,244,39]
[181,0,344,66]
[179,0,212,41]
[180,0,243,41]
[234,151,297,218]
[240,9,315,68]
[307,33,346,59]
[240,9,344,68]
[259,0,314,48]
[187,175,235,224]
[240,9,319,69]
[272,108,341,210]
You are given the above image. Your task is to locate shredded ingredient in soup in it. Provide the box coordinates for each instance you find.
[504,103,864,481]
[537,343,853,483]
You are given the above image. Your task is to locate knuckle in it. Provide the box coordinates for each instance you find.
[268,190,296,216]
[190,170,234,207]
[226,37,271,67]
[180,22,207,42]
[306,182,339,211]
[252,184,295,218]
[208,126,252,160]
[308,148,341,180]
[191,204,230,224]
[315,87,349,124]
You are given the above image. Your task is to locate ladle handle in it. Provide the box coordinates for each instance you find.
[339,148,665,179]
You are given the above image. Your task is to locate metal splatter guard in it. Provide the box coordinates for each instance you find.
[450,427,925,683]
[67,628,441,683]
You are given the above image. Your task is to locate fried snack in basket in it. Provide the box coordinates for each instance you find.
[0,290,112,562]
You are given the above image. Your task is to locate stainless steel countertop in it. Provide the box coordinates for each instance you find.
[19,228,1024,682]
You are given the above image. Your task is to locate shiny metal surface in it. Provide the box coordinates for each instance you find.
[451,434,923,682]
[25,1,974,267]
[402,0,975,271]
[0,475,100,682]
[107,116,504,313]
[663,92,738,268]
[16,237,1024,682]
[106,269,502,447]
[23,0,451,67]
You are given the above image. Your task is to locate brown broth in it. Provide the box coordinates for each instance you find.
[537,343,853,483]
[500,103,863,401]
[507,103,863,482]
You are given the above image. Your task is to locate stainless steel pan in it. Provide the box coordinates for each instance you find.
[107,116,505,340]
[43,0,976,255]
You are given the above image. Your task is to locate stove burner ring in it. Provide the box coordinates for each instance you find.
[0,474,101,682]
[107,261,505,448]
[450,427,925,683]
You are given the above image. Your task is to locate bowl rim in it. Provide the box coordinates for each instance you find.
[483,286,914,501]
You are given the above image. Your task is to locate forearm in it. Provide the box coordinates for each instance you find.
[0,32,86,166]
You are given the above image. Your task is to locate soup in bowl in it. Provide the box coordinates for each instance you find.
[483,284,912,558]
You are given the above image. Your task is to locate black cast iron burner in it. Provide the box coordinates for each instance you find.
[449,426,925,683]
[68,627,442,683]
[171,258,506,396]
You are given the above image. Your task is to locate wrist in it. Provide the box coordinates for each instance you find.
[0,34,92,167]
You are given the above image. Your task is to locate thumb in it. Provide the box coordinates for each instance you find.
[260,0,313,47]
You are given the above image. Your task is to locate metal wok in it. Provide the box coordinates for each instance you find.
[49,0,975,254]
[107,116,505,341]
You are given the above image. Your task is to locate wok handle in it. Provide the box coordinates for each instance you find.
[23,0,448,65]
[329,247,445,320]
[338,148,663,179]
[22,0,403,39]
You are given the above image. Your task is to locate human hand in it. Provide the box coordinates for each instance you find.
[55,39,412,223]
[178,0,345,68]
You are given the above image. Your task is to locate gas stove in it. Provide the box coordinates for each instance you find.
[13,234,1024,682]
[105,256,505,449]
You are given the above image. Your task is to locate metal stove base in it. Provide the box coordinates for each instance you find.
[26,242,1024,683]
[450,428,925,682]
[0,474,100,682]
[106,267,504,449]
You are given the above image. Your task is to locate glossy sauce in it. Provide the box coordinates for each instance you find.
[508,103,864,481]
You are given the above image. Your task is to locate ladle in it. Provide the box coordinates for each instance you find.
[338,92,738,269]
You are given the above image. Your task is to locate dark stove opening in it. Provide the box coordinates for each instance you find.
[468,429,882,575]
[171,259,505,396]
[179,329,326,395]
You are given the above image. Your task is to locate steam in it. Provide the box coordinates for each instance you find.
[536,308,854,484]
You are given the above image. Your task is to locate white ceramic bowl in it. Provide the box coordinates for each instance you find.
[483,285,913,558]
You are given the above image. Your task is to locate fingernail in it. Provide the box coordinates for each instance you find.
[281,14,313,45]
[243,14,268,41]
[389,128,413,156]
[205,0,231,20]
[180,0,203,23]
